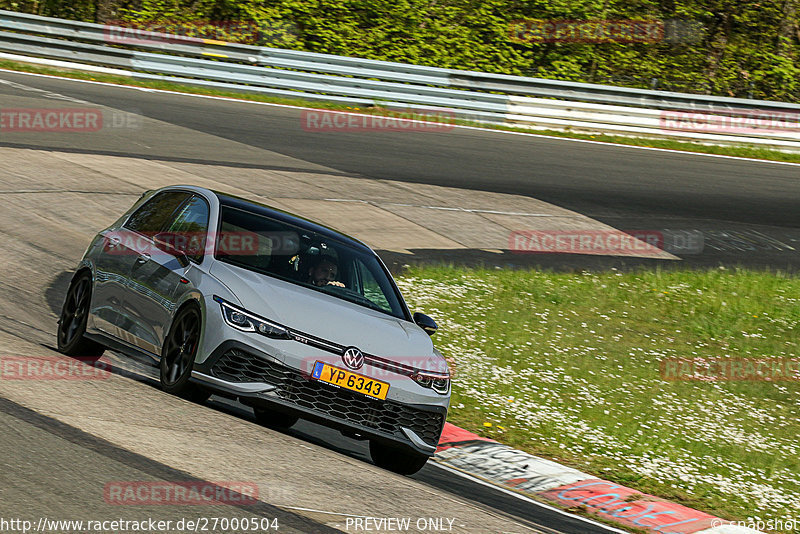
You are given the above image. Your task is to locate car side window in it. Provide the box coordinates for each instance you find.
[124,191,191,235]
[165,195,210,263]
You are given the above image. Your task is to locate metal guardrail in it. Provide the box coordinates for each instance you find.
[0,9,799,150]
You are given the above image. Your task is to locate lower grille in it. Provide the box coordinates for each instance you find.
[211,349,444,446]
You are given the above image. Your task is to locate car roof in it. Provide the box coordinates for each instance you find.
[209,189,374,254]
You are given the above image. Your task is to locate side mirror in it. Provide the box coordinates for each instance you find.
[154,232,190,267]
[413,312,438,336]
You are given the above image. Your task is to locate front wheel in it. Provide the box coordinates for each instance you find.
[160,305,211,403]
[369,441,429,475]
[57,271,105,359]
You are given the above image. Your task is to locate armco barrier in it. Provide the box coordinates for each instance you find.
[0,9,799,151]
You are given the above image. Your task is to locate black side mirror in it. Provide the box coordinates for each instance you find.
[413,312,438,336]
[154,232,190,268]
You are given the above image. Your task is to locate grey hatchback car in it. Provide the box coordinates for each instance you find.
[57,185,450,475]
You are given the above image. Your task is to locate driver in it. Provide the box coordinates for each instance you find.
[307,256,344,288]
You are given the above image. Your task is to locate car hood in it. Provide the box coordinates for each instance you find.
[209,261,444,369]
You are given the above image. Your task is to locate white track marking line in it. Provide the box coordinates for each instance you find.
[1,66,799,168]
[323,199,570,217]
[0,77,90,103]
[276,505,374,518]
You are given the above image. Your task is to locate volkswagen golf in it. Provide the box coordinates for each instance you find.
[57,185,450,475]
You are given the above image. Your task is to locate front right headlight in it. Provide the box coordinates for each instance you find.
[412,372,450,395]
[213,296,291,339]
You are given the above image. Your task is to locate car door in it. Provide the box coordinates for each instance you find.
[90,191,191,343]
[125,194,210,356]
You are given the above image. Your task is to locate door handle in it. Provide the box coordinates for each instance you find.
[136,253,151,264]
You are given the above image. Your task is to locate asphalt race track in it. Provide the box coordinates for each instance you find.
[2,70,800,270]
[0,68,798,534]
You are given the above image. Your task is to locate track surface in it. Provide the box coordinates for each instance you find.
[0,70,646,534]
[0,68,796,534]
[2,70,800,270]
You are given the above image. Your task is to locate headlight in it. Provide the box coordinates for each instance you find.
[213,296,290,339]
[412,372,450,395]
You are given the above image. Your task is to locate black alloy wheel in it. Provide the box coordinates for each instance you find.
[160,305,211,403]
[57,271,105,359]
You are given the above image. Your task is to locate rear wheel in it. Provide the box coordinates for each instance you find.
[253,407,298,430]
[160,305,210,403]
[57,271,105,359]
[369,441,429,475]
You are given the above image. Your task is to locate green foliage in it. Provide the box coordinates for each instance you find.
[3,0,799,101]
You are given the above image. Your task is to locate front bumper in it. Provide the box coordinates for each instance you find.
[192,341,446,455]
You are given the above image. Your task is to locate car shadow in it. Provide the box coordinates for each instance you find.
[45,271,74,317]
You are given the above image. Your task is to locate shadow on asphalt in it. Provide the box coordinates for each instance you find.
[377,246,800,274]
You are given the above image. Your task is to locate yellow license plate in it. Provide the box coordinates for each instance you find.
[311,361,389,400]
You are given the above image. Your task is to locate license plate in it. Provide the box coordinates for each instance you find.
[311,361,389,400]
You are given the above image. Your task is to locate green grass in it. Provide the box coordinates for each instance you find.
[2,57,800,164]
[396,267,800,529]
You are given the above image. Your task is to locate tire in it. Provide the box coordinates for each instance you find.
[254,407,298,430]
[57,271,105,360]
[369,440,429,475]
[160,305,211,403]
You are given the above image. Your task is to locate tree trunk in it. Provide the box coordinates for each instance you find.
[777,0,798,58]
[94,0,115,23]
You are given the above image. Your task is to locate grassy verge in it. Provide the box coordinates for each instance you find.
[1,57,799,165]
[396,266,800,529]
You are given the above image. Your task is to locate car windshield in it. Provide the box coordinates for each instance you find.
[215,205,408,320]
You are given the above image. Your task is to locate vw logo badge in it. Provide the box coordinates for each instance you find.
[342,347,365,370]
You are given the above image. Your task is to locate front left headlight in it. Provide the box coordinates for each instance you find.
[213,296,291,339]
